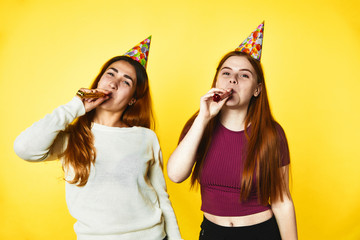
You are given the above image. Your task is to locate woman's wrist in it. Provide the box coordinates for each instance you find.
[194,113,211,128]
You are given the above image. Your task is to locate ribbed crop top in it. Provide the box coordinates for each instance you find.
[200,122,290,217]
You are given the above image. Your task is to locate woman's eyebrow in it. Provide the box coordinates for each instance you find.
[239,69,254,76]
[108,67,118,73]
[220,66,232,71]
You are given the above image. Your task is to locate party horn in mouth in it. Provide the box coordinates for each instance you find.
[213,89,233,102]
[76,90,107,98]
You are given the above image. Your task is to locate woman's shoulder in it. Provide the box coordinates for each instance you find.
[134,127,161,151]
[273,121,286,137]
[133,126,154,133]
[133,126,158,140]
[273,121,290,165]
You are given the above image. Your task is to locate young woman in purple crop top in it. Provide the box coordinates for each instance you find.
[167,24,298,240]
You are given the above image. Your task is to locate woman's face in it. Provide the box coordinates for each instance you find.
[96,60,137,112]
[215,55,261,109]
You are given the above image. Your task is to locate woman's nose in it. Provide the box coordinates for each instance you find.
[229,79,238,84]
[109,81,117,90]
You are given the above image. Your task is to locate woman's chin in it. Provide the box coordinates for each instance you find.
[224,98,238,107]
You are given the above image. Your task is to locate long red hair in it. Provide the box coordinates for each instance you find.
[62,56,154,186]
[180,51,289,204]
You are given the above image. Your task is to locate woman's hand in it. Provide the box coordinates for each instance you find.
[76,88,111,112]
[198,88,232,121]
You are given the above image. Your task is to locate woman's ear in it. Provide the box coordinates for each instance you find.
[254,83,262,97]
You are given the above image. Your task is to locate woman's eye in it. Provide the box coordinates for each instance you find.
[122,80,130,86]
[240,74,249,78]
[107,72,115,77]
[222,72,230,76]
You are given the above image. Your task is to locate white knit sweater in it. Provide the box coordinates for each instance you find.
[14,97,182,240]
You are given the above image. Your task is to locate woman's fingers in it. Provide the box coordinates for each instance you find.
[198,88,230,120]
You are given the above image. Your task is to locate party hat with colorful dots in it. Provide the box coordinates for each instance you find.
[123,36,151,68]
[235,22,264,61]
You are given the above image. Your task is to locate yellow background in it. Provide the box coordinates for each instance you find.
[1,0,359,239]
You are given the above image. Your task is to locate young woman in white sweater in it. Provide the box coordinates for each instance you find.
[14,55,182,240]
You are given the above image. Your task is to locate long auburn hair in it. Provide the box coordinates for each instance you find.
[180,51,289,205]
[62,56,154,186]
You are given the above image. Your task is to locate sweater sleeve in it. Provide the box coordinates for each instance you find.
[14,97,86,162]
[148,132,183,240]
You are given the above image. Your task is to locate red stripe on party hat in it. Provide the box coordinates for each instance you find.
[235,22,264,61]
[123,36,152,68]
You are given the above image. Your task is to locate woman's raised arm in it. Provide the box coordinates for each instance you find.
[167,88,229,183]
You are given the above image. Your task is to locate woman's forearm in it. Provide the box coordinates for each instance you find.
[14,97,85,161]
[167,115,209,183]
[271,197,298,240]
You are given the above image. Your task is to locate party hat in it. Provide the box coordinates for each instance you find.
[123,36,151,68]
[235,22,264,61]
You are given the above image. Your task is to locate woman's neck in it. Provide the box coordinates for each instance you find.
[219,108,248,131]
[93,109,127,127]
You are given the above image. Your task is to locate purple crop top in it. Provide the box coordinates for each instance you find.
[200,122,290,217]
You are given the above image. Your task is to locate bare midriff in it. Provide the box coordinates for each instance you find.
[203,209,273,227]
